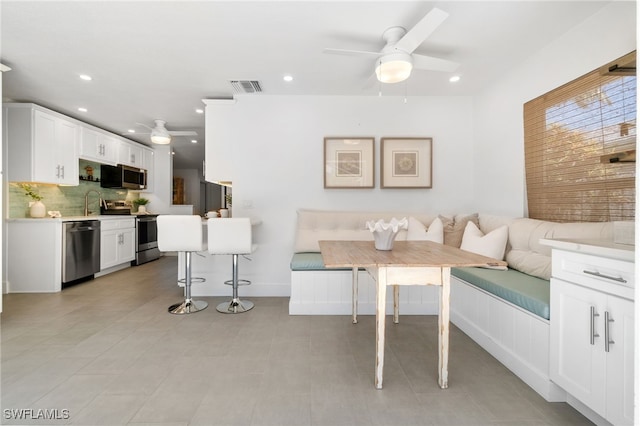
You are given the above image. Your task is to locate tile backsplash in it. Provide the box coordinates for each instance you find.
[8,160,137,218]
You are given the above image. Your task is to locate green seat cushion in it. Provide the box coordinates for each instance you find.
[290,252,359,271]
[452,267,550,320]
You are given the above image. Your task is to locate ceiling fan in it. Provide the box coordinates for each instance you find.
[127,120,198,145]
[324,7,459,84]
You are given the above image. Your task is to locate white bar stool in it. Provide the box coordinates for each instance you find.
[207,218,257,313]
[157,215,208,314]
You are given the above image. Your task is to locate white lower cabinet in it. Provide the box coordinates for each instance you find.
[549,248,634,426]
[100,219,136,270]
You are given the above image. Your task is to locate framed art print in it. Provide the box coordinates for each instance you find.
[381,137,432,188]
[324,137,375,188]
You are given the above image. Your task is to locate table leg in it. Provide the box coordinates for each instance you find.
[375,267,386,389]
[393,285,399,324]
[352,267,358,324]
[438,267,451,389]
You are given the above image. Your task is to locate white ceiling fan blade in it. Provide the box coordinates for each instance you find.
[167,131,198,136]
[323,47,381,57]
[121,131,151,135]
[394,7,449,54]
[135,122,154,131]
[412,54,459,73]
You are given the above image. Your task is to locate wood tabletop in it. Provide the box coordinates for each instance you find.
[319,240,508,269]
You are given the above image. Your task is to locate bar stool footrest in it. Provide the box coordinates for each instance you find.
[223,279,251,286]
[178,277,206,285]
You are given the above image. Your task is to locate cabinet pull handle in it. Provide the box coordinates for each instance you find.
[56,165,60,178]
[590,306,600,345]
[604,311,615,353]
[60,165,65,178]
[583,269,627,283]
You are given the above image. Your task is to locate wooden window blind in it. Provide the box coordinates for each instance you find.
[524,51,636,222]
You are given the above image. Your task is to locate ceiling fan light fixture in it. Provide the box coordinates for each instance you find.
[375,52,413,83]
[150,119,172,144]
[151,134,171,145]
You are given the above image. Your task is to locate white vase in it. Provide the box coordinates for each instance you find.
[29,200,46,218]
[372,229,400,251]
[138,205,146,213]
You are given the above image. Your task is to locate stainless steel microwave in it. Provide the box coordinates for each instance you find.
[100,164,147,190]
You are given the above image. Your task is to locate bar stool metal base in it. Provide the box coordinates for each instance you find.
[216,298,254,314]
[168,299,208,315]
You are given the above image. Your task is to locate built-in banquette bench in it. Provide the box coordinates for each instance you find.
[289,209,613,402]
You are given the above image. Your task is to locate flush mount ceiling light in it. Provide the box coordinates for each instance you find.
[375,52,413,83]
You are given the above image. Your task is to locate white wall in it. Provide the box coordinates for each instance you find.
[472,1,637,216]
[206,95,474,292]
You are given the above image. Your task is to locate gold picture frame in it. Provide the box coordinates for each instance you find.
[324,137,375,188]
[381,137,432,188]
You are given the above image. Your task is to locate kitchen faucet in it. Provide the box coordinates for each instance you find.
[84,189,107,216]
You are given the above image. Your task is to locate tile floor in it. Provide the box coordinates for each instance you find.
[1,257,592,425]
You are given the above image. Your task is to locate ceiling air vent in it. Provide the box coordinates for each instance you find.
[229,80,263,94]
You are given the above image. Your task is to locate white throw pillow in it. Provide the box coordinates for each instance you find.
[407,216,444,244]
[460,221,508,262]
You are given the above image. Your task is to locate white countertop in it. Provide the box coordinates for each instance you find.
[540,238,635,262]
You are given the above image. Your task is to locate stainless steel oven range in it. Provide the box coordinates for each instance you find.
[133,214,160,265]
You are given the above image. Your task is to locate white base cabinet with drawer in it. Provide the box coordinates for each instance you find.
[100,218,136,270]
[546,242,635,426]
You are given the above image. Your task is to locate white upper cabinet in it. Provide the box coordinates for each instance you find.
[79,127,118,165]
[4,104,79,185]
[4,102,152,187]
[118,140,143,167]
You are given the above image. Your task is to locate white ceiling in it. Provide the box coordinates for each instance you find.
[1,1,611,172]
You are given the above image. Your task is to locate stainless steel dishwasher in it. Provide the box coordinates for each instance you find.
[62,220,101,287]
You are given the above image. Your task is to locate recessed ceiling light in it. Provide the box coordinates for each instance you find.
[78,107,88,112]
[283,75,293,82]
[449,75,461,83]
[128,129,135,133]
[191,140,197,144]
[195,108,204,114]
[79,74,92,81]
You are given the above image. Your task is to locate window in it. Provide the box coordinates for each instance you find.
[524,51,636,222]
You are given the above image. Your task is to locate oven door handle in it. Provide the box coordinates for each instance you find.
[137,217,156,222]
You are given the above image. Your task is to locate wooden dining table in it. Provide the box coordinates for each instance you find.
[319,240,507,390]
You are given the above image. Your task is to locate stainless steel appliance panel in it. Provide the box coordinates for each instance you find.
[133,215,160,265]
[62,220,101,285]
